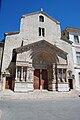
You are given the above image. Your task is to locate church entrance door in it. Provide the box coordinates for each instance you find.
[42,69,48,89]
[34,69,48,90]
[34,69,40,89]
[68,79,73,90]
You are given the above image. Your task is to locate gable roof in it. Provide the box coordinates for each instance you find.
[65,27,80,33]
[21,11,60,25]
[4,11,60,36]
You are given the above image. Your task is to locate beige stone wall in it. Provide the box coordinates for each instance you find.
[17,50,32,63]
[2,34,22,72]
[20,13,61,45]
[55,39,74,73]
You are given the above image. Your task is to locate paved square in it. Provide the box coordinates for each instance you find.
[0,98,80,120]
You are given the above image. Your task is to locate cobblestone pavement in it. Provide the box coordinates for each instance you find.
[0,89,80,100]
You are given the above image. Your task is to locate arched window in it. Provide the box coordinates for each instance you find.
[39,15,44,22]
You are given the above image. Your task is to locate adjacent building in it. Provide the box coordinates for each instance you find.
[0,11,80,92]
[62,27,80,91]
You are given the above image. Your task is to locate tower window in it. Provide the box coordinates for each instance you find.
[39,15,44,22]
[42,28,45,36]
[39,27,45,37]
[39,27,41,36]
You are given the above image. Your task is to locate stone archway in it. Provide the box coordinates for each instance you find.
[32,50,57,90]
[14,40,68,92]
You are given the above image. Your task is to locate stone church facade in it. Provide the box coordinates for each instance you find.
[0,11,75,92]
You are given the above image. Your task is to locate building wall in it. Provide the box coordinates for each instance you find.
[74,69,80,90]
[69,32,80,90]
[56,39,74,72]
[20,13,61,45]
[1,34,22,72]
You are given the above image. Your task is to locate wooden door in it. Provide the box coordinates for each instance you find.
[42,69,48,89]
[5,77,12,89]
[68,79,73,90]
[34,69,40,89]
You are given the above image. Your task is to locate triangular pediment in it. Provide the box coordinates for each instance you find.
[15,40,67,60]
[22,11,60,25]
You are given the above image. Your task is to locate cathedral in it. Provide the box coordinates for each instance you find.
[0,11,76,92]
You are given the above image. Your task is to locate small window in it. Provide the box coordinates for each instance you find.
[42,28,45,36]
[74,35,79,43]
[39,27,41,36]
[76,52,80,64]
[39,27,45,37]
[39,15,44,22]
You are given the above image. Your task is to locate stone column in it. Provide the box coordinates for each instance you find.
[2,74,6,90]
[52,64,56,91]
[23,71,26,81]
[26,67,34,90]
[55,63,58,91]
[66,70,68,82]
[27,67,34,82]
[62,69,63,82]
[21,66,23,81]
[26,69,28,81]
[40,69,42,90]
[52,64,56,82]
[15,66,17,81]
[29,68,34,82]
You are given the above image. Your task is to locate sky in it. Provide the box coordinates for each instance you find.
[0,0,80,41]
